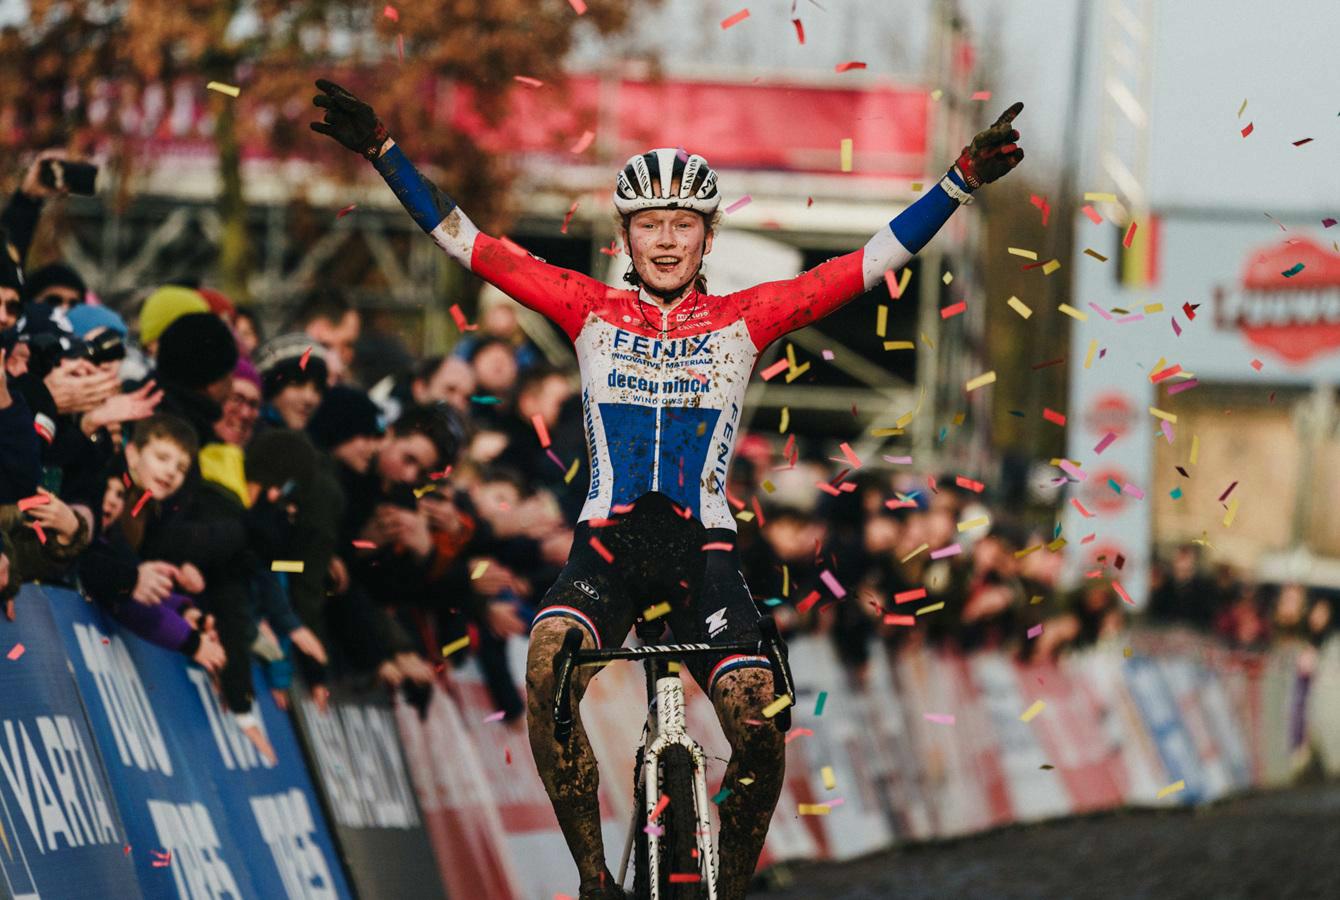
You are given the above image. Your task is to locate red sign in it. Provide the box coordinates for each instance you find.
[1214,236,1340,364]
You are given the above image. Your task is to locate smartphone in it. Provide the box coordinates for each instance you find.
[38,159,99,196]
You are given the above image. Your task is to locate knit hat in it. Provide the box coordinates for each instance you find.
[139,286,208,346]
[24,262,86,304]
[196,287,236,319]
[65,303,128,337]
[156,313,239,390]
[246,428,320,491]
[233,356,261,392]
[253,333,329,400]
[307,385,385,450]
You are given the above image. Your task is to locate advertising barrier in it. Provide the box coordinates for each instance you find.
[4,581,1335,900]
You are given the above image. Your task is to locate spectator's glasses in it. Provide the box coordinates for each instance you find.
[1,297,21,316]
[39,287,84,309]
[226,392,261,411]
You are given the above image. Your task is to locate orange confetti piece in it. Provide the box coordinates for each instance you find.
[449,304,477,332]
[590,537,614,564]
[759,358,789,381]
[1081,204,1103,224]
[351,540,377,550]
[1042,408,1067,426]
[299,346,312,371]
[720,8,750,29]
[568,0,586,14]
[382,4,398,21]
[940,300,966,319]
[570,130,595,154]
[834,61,867,72]
[532,413,552,448]
[1123,221,1138,248]
[970,90,992,101]
[650,793,670,820]
[17,494,50,511]
[7,644,24,661]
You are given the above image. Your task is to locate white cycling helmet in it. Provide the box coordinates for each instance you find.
[613,148,720,217]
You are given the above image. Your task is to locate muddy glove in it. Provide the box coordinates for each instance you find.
[310,79,389,160]
[953,101,1026,190]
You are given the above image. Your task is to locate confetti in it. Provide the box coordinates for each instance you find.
[564,458,581,484]
[930,543,962,560]
[1240,122,1254,138]
[1282,263,1305,278]
[792,18,805,43]
[957,515,989,533]
[725,195,753,214]
[923,713,955,725]
[762,695,793,719]
[1084,248,1109,262]
[1081,205,1103,224]
[814,691,828,715]
[759,358,789,381]
[470,560,490,580]
[131,491,152,517]
[796,590,822,614]
[336,203,357,218]
[1156,780,1186,799]
[720,8,750,29]
[821,766,836,790]
[886,267,912,299]
[514,75,544,88]
[1084,192,1117,203]
[838,442,862,469]
[840,138,853,172]
[644,601,672,620]
[1150,364,1183,383]
[1113,581,1134,605]
[589,537,614,563]
[206,81,240,98]
[1083,339,1099,369]
[6,644,24,661]
[835,61,867,73]
[895,587,928,605]
[965,371,996,392]
[941,300,967,319]
[884,614,916,626]
[441,635,471,658]
[1027,624,1043,639]
[1058,303,1088,321]
[1042,408,1067,426]
[17,495,49,511]
[1007,296,1033,318]
[1149,406,1178,423]
[568,0,587,13]
[299,346,312,371]
[779,407,789,432]
[1292,138,1313,147]
[270,560,304,573]
[916,602,944,616]
[797,804,831,816]
[531,413,552,448]
[649,793,670,820]
[1019,700,1046,723]
[712,787,733,804]
[1008,247,1039,260]
[819,569,847,599]
[1123,221,1138,248]
[449,304,477,332]
[900,543,929,562]
[483,710,506,723]
[1223,498,1240,527]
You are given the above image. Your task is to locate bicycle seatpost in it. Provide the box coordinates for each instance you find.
[552,627,585,744]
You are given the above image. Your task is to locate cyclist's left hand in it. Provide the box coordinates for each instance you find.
[310,79,389,160]
[954,101,1025,188]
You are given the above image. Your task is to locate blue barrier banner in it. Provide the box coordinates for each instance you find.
[45,587,351,899]
[1122,654,1204,804]
[0,585,141,899]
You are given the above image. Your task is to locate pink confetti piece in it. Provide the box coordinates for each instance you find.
[724,194,752,214]
[759,358,789,381]
[570,130,595,154]
[31,521,46,544]
[1160,420,1174,443]
[1122,483,1145,500]
[883,455,913,465]
[1088,302,1114,320]
[835,61,867,73]
[783,726,814,745]
[819,569,847,599]
[1115,314,1145,324]
[7,644,24,661]
[513,76,544,88]
[821,349,834,360]
[1113,581,1134,605]
[930,543,962,560]
[838,442,862,469]
[1167,378,1199,395]
[336,203,357,218]
[720,8,750,29]
[1171,316,1183,336]
[483,710,506,723]
[1027,624,1043,639]
[923,713,956,725]
[970,90,992,101]
[545,448,565,470]
[382,4,398,22]
[643,823,664,837]
[17,494,50,511]
[1070,497,1094,518]
[351,540,377,550]
[1058,459,1087,481]
[568,0,587,14]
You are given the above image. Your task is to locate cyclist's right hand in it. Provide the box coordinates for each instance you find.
[310,79,389,160]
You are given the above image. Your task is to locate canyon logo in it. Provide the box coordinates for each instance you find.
[1214,236,1340,364]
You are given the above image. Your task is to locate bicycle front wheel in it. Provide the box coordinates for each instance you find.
[636,744,708,900]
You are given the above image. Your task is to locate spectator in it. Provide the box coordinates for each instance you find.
[0,229,23,332]
[214,358,263,448]
[291,291,359,382]
[254,333,330,432]
[24,261,86,309]
[232,306,263,359]
[137,285,209,354]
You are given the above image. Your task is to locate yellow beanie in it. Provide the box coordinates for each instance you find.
[139,286,209,346]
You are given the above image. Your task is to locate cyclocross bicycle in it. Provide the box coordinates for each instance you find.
[552,617,795,900]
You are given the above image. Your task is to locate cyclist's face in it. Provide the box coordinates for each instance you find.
[625,210,713,296]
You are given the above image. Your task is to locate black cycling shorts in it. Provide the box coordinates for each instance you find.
[532,493,770,695]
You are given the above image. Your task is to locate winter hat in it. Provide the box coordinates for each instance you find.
[139,286,208,346]
[233,356,261,392]
[246,428,320,491]
[307,385,385,451]
[65,303,128,337]
[196,287,236,319]
[253,333,329,400]
[155,313,239,390]
[24,262,86,304]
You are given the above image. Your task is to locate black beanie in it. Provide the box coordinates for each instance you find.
[23,262,86,304]
[246,428,320,491]
[307,385,384,450]
[156,312,239,389]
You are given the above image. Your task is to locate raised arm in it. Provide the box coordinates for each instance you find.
[311,79,593,340]
[741,103,1026,348]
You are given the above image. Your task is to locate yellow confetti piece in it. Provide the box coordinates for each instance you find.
[930,88,943,101]
[876,305,888,337]
[965,371,997,392]
[1007,296,1032,318]
[470,560,490,580]
[1019,700,1046,723]
[1223,497,1240,527]
[786,343,798,368]
[821,766,836,790]
[1083,248,1109,262]
[1007,247,1039,260]
[839,138,853,172]
[1156,779,1186,800]
[762,480,776,493]
[869,426,904,436]
[784,361,811,383]
[206,81,240,97]
[896,411,915,428]
[1084,191,1118,203]
[1149,406,1178,423]
[893,268,912,297]
[1042,259,1062,275]
[1190,435,1200,465]
[762,695,793,719]
[667,661,682,674]
[270,560,304,573]
[779,407,789,433]
[564,458,581,484]
[920,331,935,350]
[441,635,470,658]
[1083,339,1098,369]
[916,601,945,615]
[1058,303,1088,321]
[736,510,755,522]
[942,271,953,285]
[951,412,965,426]
[414,483,438,498]
[1123,646,1133,658]
[1015,544,1043,558]
[644,601,672,620]
[1030,594,1045,604]
[883,340,915,350]
[739,776,755,786]
[957,515,989,532]
[798,803,831,816]
[1143,303,1164,313]
[900,543,929,563]
[782,564,789,597]
[910,182,923,191]
[1237,98,1248,117]
[1046,537,1067,552]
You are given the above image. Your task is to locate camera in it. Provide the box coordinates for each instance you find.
[38,159,99,196]
[21,329,125,378]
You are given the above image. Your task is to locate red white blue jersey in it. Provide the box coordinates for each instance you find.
[373,141,971,529]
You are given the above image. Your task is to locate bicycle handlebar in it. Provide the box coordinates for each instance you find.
[551,620,795,744]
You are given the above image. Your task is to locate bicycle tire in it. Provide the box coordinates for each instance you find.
[636,744,707,900]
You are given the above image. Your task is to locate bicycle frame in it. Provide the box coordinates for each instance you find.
[551,618,794,899]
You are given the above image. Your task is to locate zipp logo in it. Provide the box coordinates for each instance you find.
[705,607,729,638]
[575,580,600,600]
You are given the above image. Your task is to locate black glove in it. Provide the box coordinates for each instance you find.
[310,79,389,160]
[954,101,1025,189]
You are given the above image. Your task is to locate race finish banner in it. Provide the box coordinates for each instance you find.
[44,586,351,899]
[0,586,139,899]
[290,680,449,900]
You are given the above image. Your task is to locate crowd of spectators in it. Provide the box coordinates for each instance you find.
[2,152,1335,767]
